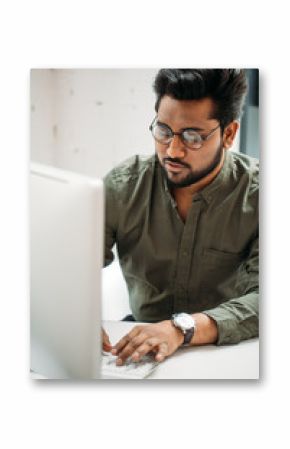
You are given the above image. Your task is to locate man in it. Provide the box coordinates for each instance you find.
[102,69,259,366]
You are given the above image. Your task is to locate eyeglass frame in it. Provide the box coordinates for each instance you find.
[149,116,221,150]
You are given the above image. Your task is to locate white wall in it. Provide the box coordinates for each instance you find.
[30,69,57,166]
[31,69,158,177]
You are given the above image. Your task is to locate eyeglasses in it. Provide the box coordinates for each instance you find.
[149,117,220,150]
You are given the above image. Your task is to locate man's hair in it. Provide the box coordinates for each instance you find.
[153,69,248,130]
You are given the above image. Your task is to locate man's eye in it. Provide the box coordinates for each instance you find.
[156,126,171,137]
[183,131,199,142]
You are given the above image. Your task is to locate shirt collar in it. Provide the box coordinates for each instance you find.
[198,150,233,204]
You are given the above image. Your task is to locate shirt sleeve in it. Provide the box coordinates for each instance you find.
[103,170,118,267]
[203,235,259,345]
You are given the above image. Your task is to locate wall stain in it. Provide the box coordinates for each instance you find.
[52,124,58,139]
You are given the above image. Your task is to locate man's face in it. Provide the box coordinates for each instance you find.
[154,95,224,188]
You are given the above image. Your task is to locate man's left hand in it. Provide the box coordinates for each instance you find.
[111,320,184,365]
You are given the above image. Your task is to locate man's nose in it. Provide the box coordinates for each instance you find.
[166,134,186,159]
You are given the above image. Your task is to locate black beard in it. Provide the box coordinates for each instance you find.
[161,143,224,189]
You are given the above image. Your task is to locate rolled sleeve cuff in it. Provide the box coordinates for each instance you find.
[203,310,241,345]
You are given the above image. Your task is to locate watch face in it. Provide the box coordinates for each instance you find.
[174,313,195,330]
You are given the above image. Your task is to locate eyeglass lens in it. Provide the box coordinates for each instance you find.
[152,123,202,149]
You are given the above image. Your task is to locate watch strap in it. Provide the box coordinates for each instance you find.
[183,327,195,346]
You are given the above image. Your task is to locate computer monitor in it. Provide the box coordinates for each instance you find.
[30,162,103,379]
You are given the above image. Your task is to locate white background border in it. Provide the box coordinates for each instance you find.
[0,1,288,448]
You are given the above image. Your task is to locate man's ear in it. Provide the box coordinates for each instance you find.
[222,121,239,149]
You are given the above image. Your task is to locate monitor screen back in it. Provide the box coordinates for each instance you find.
[30,163,103,379]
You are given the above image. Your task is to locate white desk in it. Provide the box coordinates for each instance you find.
[31,320,259,380]
[103,320,259,380]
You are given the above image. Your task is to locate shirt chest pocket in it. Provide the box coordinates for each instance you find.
[197,248,245,304]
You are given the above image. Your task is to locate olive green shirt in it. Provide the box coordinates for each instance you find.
[104,150,259,345]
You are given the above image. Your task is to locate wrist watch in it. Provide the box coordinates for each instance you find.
[171,313,196,346]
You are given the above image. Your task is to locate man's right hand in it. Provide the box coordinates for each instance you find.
[102,328,112,352]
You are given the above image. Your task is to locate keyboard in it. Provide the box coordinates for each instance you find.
[101,351,159,379]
